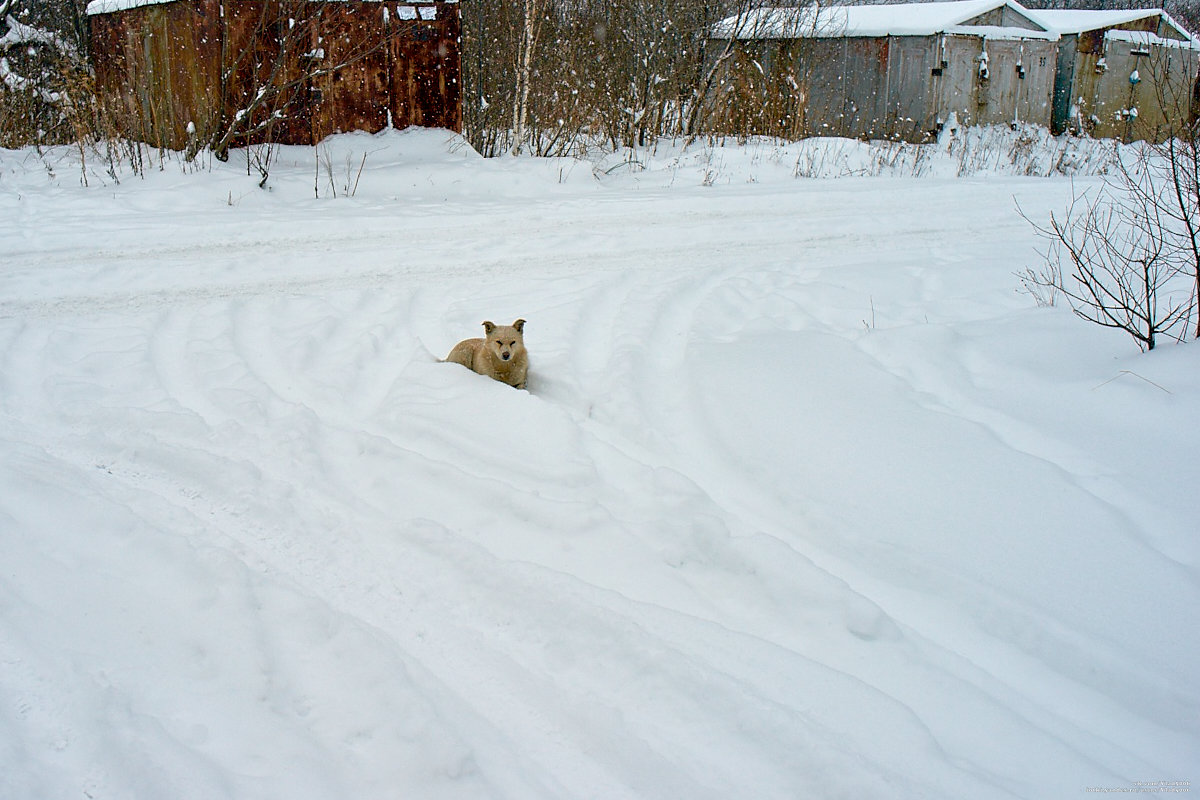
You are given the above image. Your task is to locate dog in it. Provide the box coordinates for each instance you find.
[444,319,529,389]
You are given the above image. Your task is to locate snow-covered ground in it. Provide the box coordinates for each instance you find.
[1,128,1197,799]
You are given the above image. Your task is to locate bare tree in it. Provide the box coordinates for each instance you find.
[461,0,520,155]
[1141,47,1200,338]
[206,1,390,166]
[511,0,545,154]
[684,0,766,142]
[1127,42,1200,338]
[1020,165,1197,351]
[698,3,860,142]
[1158,133,1200,338]
[1009,5,1200,351]
[461,0,813,156]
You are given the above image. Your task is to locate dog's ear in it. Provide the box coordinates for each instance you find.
[482,321,495,335]
[513,319,526,333]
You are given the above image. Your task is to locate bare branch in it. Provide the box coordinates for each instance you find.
[1021,168,1196,351]
[206,1,391,163]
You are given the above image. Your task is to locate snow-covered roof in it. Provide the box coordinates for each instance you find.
[713,0,1057,41]
[1035,8,1199,48]
[1036,8,1166,33]
[1108,26,1200,50]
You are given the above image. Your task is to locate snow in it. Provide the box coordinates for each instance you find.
[1,127,1198,800]
[1037,8,1200,49]
[0,56,24,91]
[1107,27,1200,51]
[713,0,1056,41]
[1035,7,1169,31]
[85,0,179,15]
[0,14,70,50]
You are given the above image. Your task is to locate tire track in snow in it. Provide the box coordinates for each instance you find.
[0,216,955,321]
[6,172,1164,796]
[177,289,596,540]
[148,307,232,428]
[622,275,1185,785]
[850,331,1195,570]
[62,427,981,799]
[23,415,751,797]
[465,240,1177,790]
[0,439,519,800]
[0,256,993,795]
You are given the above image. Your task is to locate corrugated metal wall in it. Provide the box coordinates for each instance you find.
[388,6,461,131]
[219,0,313,146]
[717,32,1057,142]
[91,0,223,148]
[91,0,462,150]
[1057,26,1199,141]
[959,36,1057,127]
[888,36,936,138]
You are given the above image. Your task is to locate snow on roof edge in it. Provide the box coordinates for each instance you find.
[946,24,1057,42]
[1042,8,1199,48]
[713,0,1058,41]
[1106,27,1200,50]
[1036,7,1166,33]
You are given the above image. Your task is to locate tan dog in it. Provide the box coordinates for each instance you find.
[444,319,529,389]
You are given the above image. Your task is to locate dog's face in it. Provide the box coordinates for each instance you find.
[481,319,526,362]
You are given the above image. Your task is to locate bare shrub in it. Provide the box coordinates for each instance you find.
[1020,159,1197,351]
[0,0,90,148]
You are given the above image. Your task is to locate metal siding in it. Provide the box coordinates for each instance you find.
[936,35,981,126]
[793,38,853,138]
[1068,29,1198,141]
[930,35,1054,130]
[970,38,1055,126]
[771,37,891,140]
[90,11,138,135]
[1094,40,1144,139]
[310,3,389,140]
[1094,39,1196,141]
[389,3,462,131]
[972,38,1012,125]
[1051,34,1078,133]
[840,38,891,139]
[89,0,222,149]
[221,1,304,146]
[710,16,1193,144]
[885,35,934,140]
[1020,41,1059,126]
[960,7,1047,30]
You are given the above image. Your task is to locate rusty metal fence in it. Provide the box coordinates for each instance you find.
[90,0,461,151]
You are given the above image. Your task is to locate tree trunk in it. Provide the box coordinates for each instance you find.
[511,0,541,156]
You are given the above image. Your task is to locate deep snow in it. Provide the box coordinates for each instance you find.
[1,128,1197,799]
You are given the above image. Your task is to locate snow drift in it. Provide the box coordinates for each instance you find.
[1,128,1196,799]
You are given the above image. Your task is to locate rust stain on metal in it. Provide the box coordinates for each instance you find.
[389,8,462,131]
[90,0,462,149]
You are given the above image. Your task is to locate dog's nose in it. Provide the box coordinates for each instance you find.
[501,353,510,361]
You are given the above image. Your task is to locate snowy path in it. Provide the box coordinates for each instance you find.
[2,132,1197,799]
